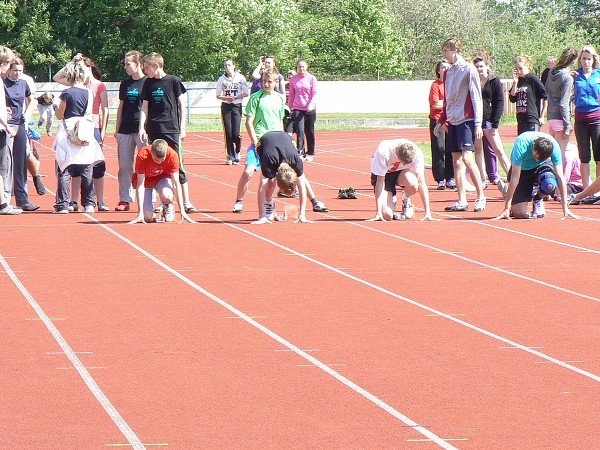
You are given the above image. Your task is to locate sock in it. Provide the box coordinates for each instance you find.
[0,203,7,210]
[310,198,318,206]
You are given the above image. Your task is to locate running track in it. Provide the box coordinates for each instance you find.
[1,127,599,449]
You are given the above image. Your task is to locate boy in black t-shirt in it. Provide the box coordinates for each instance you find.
[139,52,196,213]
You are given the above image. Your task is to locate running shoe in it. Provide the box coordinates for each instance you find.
[445,179,456,189]
[532,198,545,218]
[312,200,329,212]
[68,201,79,212]
[402,196,414,219]
[437,180,446,190]
[163,203,175,222]
[82,205,94,213]
[232,201,244,213]
[445,202,468,212]
[97,202,110,212]
[474,197,486,212]
[0,205,23,215]
[497,180,508,199]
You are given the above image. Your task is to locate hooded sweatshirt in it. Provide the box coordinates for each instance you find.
[439,54,482,127]
[545,67,573,132]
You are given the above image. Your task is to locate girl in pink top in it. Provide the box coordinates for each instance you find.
[288,59,317,161]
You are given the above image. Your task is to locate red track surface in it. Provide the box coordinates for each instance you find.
[1,126,599,449]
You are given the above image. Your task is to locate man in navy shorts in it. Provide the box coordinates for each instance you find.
[434,38,486,213]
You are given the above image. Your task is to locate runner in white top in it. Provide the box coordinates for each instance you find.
[368,138,437,221]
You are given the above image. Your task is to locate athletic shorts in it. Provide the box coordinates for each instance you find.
[244,144,260,171]
[447,121,476,153]
[547,119,565,133]
[370,170,407,196]
[143,177,173,211]
[509,162,555,204]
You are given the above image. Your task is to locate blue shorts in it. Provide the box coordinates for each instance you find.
[244,144,260,171]
[447,121,476,153]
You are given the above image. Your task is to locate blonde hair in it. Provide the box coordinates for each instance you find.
[0,46,14,67]
[143,52,164,68]
[262,69,279,82]
[64,61,88,85]
[275,162,298,195]
[151,139,168,158]
[395,143,416,164]
[514,53,534,69]
[577,45,600,69]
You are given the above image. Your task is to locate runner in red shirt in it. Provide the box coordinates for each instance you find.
[128,139,195,224]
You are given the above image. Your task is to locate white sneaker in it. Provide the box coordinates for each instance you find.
[532,198,545,218]
[0,204,23,215]
[232,202,243,213]
[82,205,94,213]
[163,203,175,222]
[401,196,414,219]
[474,197,486,212]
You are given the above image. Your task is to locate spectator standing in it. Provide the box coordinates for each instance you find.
[288,59,318,161]
[429,59,454,190]
[509,54,548,135]
[114,50,147,211]
[216,59,248,165]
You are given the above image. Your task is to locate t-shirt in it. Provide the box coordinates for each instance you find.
[245,90,286,140]
[59,87,90,119]
[256,131,303,179]
[134,144,180,188]
[216,72,248,105]
[509,73,547,125]
[511,131,561,171]
[4,77,31,125]
[142,74,186,134]
[118,76,147,134]
[370,139,425,176]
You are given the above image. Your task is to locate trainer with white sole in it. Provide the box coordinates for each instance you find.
[368,138,436,222]
[494,132,577,220]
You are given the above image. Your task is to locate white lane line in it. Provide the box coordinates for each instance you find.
[134,208,600,386]
[90,219,457,450]
[0,253,145,450]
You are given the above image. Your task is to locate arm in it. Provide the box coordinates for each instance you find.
[553,163,577,219]
[429,82,444,112]
[55,99,67,121]
[287,79,296,109]
[114,100,124,137]
[469,68,483,138]
[23,95,37,124]
[178,93,186,140]
[307,76,317,112]
[494,165,522,220]
[416,171,437,221]
[138,100,148,143]
[171,173,196,223]
[99,89,109,141]
[128,173,147,224]
[559,77,574,132]
[245,114,257,147]
[491,78,504,127]
[296,174,311,223]
[539,99,548,125]
[252,58,263,80]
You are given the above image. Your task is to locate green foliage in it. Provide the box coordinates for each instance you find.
[0,0,597,81]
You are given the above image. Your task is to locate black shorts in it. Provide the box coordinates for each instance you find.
[509,162,554,204]
[371,170,406,196]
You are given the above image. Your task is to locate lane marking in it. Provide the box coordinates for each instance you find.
[0,253,146,450]
[91,219,458,450]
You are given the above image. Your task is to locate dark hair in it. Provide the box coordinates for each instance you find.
[533,137,554,160]
[82,56,103,81]
[555,47,578,69]
[434,59,448,79]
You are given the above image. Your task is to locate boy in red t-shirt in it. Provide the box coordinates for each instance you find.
[128,139,195,224]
